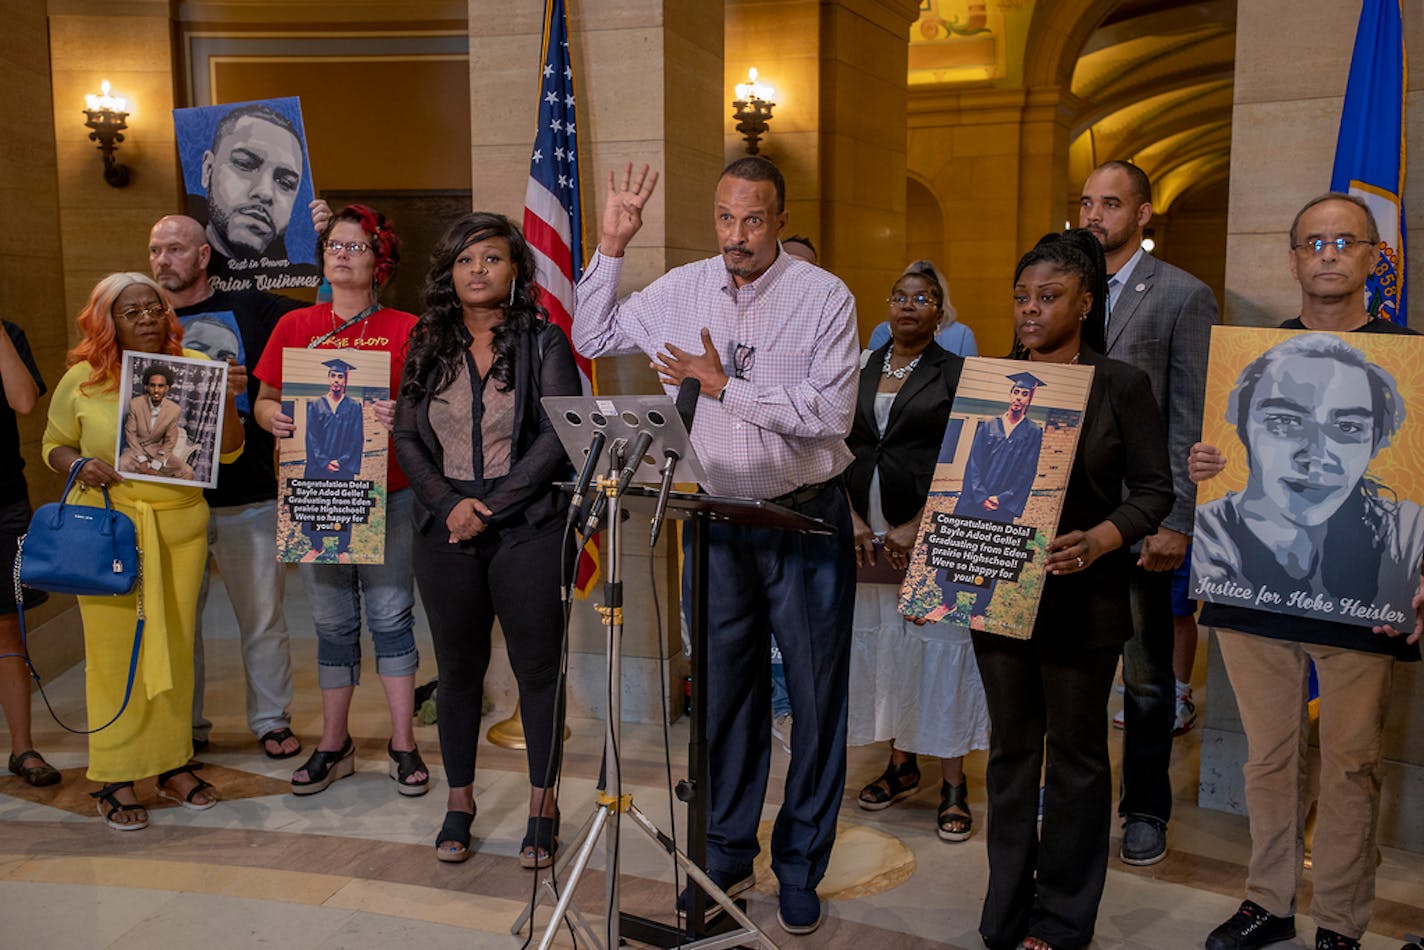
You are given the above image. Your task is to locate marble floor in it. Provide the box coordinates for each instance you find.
[1,567,1420,949]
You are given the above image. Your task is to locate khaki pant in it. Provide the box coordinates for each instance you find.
[1215,628,1394,940]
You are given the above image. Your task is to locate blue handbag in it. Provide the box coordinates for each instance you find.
[9,458,145,735]
[17,460,140,596]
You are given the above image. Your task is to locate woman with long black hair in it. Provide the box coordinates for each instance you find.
[393,212,579,867]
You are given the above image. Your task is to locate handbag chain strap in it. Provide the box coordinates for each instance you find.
[9,455,146,736]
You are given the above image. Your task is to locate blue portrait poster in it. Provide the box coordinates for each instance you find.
[173,97,320,294]
[177,310,248,412]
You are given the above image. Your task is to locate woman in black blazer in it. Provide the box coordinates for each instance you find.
[973,230,1173,950]
[845,262,990,844]
[392,213,579,868]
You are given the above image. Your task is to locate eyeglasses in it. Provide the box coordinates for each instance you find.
[1291,237,1375,256]
[324,240,372,255]
[115,303,168,323]
[732,342,757,380]
[886,293,937,308]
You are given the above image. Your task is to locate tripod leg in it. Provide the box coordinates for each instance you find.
[534,806,612,950]
[624,804,778,950]
[510,806,601,934]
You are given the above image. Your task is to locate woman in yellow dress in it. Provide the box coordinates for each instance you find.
[42,272,245,830]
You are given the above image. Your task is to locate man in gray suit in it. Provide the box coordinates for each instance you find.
[1079,160,1217,865]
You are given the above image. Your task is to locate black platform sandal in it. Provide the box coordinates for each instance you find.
[291,736,356,796]
[520,813,559,869]
[937,778,973,842]
[387,742,429,797]
[156,764,219,811]
[91,782,148,831]
[436,808,476,863]
[857,753,920,811]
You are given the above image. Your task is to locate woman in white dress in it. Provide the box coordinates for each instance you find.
[846,261,990,840]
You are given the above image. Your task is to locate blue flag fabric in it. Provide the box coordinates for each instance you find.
[1329,0,1407,326]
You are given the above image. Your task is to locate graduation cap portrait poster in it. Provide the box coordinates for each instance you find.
[899,357,1094,639]
[275,348,391,564]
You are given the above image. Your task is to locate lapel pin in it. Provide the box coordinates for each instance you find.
[1135,282,1146,293]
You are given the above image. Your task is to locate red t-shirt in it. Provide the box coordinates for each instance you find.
[254,303,418,490]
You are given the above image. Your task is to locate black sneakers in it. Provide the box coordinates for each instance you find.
[1205,900,1295,950]
[1120,816,1168,866]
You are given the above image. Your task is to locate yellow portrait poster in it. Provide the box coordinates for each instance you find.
[1191,326,1424,627]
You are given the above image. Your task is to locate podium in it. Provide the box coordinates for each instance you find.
[624,485,832,946]
[518,395,833,949]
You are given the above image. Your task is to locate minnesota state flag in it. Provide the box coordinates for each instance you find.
[1329,0,1407,326]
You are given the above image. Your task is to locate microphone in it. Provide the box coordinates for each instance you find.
[582,431,651,537]
[650,379,701,546]
[565,429,606,528]
[613,430,655,498]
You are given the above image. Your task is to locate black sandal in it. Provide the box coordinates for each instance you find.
[91,782,148,831]
[857,753,920,811]
[387,742,429,797]
[937,778,973,841]
[156,764,219,811]
[291,736,356,796]
[520,813,559,869]
[8,750,61,788]
[258,727,303,760]
[436,808,476,863]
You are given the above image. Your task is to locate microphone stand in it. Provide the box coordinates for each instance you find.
[514,449,772,950]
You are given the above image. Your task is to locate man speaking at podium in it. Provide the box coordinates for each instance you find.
[574,157,858,935]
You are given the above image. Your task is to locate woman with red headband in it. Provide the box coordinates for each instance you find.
[254,205,428,798]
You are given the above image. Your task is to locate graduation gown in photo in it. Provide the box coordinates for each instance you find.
[954,414,1042,523]
[304,395,363,480]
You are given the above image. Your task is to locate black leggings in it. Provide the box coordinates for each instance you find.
[413,523,568,789]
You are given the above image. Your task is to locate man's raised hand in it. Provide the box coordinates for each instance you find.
[598,163,659,258]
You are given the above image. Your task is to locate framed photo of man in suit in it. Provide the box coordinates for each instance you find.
[274,348,390,564]
[115,351,229,488]
[1192,326,1424,627]
[900,356,1093,639]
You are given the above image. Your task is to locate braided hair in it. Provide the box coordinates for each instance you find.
[1009,228,1107,357]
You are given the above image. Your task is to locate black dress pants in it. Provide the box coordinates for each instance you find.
[971,632,1120,950]
[688,486,855,890]
[1119,565,1177,823]
[413,522,568,789]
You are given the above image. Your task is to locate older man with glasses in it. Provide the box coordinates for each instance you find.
[1190,192,1423,950]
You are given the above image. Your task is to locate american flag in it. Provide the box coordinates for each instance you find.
[522,0,599,593]
[524,0,585,363]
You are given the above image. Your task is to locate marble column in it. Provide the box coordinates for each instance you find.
[48,0,180,322]
[468,0,724,721]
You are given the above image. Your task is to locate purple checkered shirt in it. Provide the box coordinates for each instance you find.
[574,248,858,499]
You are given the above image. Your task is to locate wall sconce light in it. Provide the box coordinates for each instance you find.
[732,68,776,155]
[1141,227,1156,253]
[83,80,131,188]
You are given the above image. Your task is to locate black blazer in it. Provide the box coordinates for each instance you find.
[1032,348,1174,650]
[845,341,964,527]
[393,322,581,547]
